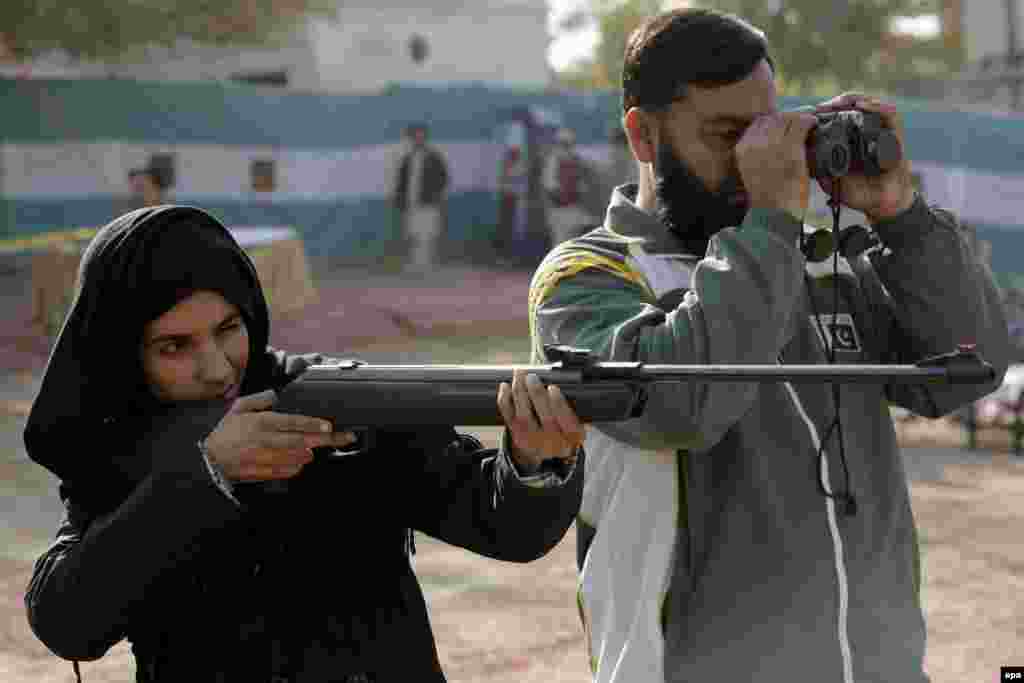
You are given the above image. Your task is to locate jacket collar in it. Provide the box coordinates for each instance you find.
[604,184,699,259]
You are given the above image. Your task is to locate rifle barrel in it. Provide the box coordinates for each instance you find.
[299,361,993,385]
[633,364,961,383]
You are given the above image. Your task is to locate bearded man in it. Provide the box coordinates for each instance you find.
[526,7,1010,683]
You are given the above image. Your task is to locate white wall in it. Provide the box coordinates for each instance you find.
[1,140,505,200]
[954,1,1024,110]
[4,1,551,93]
[963,1,1021,62]
[5,29,323,92]
[309,1,551,92]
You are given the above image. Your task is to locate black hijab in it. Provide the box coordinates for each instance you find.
[24,206,272,488]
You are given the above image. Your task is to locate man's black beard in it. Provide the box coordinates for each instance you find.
[654,141,748,256]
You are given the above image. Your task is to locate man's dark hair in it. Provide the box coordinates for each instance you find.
[622,8,772,113]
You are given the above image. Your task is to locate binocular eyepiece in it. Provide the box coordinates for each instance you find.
[806,109,902,179]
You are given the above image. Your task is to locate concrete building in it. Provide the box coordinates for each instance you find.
[948,0,1024,111]
[308,1,552,92]
[0,0,553,93]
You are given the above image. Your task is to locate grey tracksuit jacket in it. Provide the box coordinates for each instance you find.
[527,184,1011,682]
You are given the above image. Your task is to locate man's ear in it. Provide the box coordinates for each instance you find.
[623,108,657,164]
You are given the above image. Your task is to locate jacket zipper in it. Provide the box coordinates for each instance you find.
[783,381,855,683]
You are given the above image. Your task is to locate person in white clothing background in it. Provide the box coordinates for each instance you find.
[393,123,449,271]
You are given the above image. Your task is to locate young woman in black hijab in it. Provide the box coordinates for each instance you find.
[23,206,585,683]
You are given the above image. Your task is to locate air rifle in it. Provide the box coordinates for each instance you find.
[275,344,994,430]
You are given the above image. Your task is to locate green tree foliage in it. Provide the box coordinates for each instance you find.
[557,0,662,89]
[698,0,958,94]
[0,0,337,60]
[556,0,962,96]
[593,0,664,88]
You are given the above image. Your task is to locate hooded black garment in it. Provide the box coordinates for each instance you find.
[24,205,273,506]
[22,206,584,682]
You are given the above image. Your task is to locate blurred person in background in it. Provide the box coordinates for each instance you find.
[607,126,638,191]
[127,166,165,208]
[23,205,585,682]
[527,7,1010,682]
[496,143,531,264]
[393,123,449,272]
[542,127,596,245]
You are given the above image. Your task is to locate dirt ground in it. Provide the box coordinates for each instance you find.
[2,334,1022,682]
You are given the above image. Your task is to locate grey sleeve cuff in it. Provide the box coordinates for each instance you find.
[499,428,580,489]
[197,439,241,507]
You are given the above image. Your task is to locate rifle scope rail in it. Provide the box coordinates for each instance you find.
[295,343,995,386]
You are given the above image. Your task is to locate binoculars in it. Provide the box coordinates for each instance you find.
[806,109,902,178]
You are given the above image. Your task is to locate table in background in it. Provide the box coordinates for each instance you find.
[31,226,317,336]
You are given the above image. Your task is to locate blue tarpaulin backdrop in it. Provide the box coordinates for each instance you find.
[2,77,1023,282]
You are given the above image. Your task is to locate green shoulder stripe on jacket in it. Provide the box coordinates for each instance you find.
[528,228,657,362]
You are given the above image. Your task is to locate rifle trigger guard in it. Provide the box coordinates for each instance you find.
[319,428,374,460]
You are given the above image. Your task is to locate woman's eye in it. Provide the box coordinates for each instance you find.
[159,342,183,356]
[219,321,242,334]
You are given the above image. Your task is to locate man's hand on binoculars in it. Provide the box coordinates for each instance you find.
[735,111,818,221]
[814,93,916,223]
